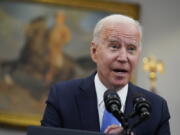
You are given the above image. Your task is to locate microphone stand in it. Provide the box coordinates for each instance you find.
[112,109,150,135]
[112,109,131,135]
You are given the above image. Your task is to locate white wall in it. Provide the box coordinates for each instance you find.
[121,0,180,134]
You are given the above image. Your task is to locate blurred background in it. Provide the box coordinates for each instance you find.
[0,0,179,135]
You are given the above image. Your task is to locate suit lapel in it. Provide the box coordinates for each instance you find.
[124,83,134,115]
[124,83,140,132]
[75,73,100,131]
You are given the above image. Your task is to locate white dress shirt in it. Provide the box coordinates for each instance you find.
[94,73,128,127]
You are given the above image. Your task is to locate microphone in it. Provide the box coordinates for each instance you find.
[104,90,129,129]
[133,94,151,120]
[127,94,151,130]
[104,89,121,113]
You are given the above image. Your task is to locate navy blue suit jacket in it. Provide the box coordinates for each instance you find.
[41,73,170,135]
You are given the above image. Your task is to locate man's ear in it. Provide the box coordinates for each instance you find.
[90,42,98,63]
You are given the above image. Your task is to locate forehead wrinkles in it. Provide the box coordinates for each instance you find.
[101,26,140,45]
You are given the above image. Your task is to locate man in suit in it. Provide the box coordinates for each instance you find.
[41,14,170,135]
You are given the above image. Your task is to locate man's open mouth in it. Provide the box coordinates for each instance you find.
[113,69,128,73]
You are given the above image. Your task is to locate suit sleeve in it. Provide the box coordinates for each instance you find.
[41,84,63,127]
[156,99,171,135]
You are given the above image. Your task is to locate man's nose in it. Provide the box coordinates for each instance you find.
[116,48,128,63]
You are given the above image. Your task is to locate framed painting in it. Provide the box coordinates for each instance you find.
[0,0,140,127]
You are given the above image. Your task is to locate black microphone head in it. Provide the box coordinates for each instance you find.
[133,94,151,119]
[103,89,121,113]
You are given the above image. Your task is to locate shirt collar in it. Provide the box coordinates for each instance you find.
[94,73,128,112]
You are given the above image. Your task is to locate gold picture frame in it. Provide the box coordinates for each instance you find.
[0,0,140,128]
[5,0,140,19]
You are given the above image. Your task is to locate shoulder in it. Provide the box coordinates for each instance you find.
[129,83,167,104]
[49,73,95,95]
[129,83,170,121]
[50,78,84,95]
[46,78,84,104]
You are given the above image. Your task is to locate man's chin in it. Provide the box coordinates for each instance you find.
[109,82,127,90]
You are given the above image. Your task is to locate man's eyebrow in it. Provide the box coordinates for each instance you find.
[127,42,139,47]
[106,38,139,46]
[107,38,122,43]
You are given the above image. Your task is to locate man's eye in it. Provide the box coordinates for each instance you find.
[127,46,137,54]
[111,44,119,49]
[127,46,136,51]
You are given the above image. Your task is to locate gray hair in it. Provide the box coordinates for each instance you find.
[92,14,142,45]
